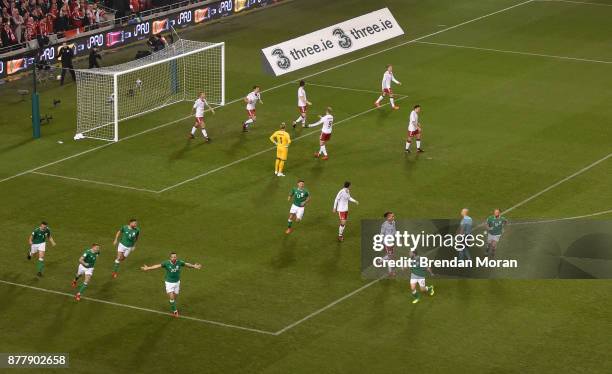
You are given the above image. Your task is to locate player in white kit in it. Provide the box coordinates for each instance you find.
[374,65,401,110]
[293,80,312,128]
[405,104,424,153]
[333,181,359,242]
[305,106,333,160]
[243,85,263,132]
[190,92,215,141]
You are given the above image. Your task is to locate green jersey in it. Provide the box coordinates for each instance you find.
[119,225,140,247]
[81,248,99,268]
[31,227,51,244]
[162,260,186,283]
[487,215,508,235]
[290,187,310,207]
[411,256,428,277]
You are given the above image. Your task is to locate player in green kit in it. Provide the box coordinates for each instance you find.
[286,180,310,234]
[72,244,101,301]
[409,250,435,304]
[112,219,140,278]
[141,252,202,317]
[27,221,56,277]
[486,209,508,257]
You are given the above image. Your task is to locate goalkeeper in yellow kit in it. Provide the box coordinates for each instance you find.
[269,123,291,177]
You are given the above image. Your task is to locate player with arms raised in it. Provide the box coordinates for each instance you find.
[189,91,215,141]
[405,104,424,153]
[333,181,359,241]
[112,219,140,279]
[28,221,56,277]
[374,64,401,110]
[286,180,310,234]
[73,243,101,301]
[305,106,333,160]
[293,80,312,128]
[141,252,202,317]
[242,85,263,132]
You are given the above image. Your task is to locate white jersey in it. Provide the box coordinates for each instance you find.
[382,71,399,90]
[408,110,419,131]
[298,86,308,107]
[193,98,207,117]
[317,114,334,134]
[246,91,260,110]
[333,188,356,212]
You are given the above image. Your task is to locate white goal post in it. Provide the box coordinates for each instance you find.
[75,39,225,142]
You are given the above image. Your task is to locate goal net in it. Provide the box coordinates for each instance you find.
[75,39,225,142]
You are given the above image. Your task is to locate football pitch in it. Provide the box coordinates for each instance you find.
[1,0,611,372]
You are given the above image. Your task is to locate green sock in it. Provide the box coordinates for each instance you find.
[113,261,120,272]
[37,259,44,273]
[412,291,419,299]
[287,220,293,228]
[78,283,88,294]
[169,300,177,312]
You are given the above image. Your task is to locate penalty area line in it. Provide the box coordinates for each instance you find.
[29,171,158,193]
[0,279,276,335]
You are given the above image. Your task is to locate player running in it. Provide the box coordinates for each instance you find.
[189,91,215,141]
[286,180,310,234]
[305,106,333,160]
[405,104,424,153]
[72,243,101,301]
[380,212,397,277]
[333,181,359,241]
[112,219,140,279]
[27,221,56,277]
[485,209,508,257]
[292,80,312,128]
[242,85,263,132]
[141,252,202,318]
[409,250,435,304]
[269,123,291,177]
[374,64,401,110]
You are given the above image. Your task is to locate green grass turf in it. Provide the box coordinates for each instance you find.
[1,0,611,372]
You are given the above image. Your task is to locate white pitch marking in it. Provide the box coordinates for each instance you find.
[535,0,612,7]
[0,279,276,335]
[308,83,398,95]
[417,41,612,64]
[510,209,612,225]
[30,171,158,193]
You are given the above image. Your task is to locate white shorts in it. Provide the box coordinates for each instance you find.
[165,281,180,294]
[487,233,501,243]
[117,243,134,257]
[30,243,46,253]
[410,275,426,287]
[77,264,94,276]
[289,204,305,220]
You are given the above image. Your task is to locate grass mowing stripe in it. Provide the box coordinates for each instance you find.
[0,279,277,335]
[0,0,534,185]
[416,41,612,64]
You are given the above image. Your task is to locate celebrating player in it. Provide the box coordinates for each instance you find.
[374,64,401,110]
[409,250,435,304]
[380,212,397,277]
[293,80,312,128]
[333,181,359,241]
[485,209,508,257]
[405,104,424,153]
[141,252,202,318]
[73,243,101,301]
[189,91,215,141]
[112,219,140,279]
[242,85,263,132]
[269,122,291,177]
[286,180,310,234]
[27,221,56,277]
[305,106,333,160]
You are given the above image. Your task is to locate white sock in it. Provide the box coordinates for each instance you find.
[339,224,345,235]
[244,119,254,125]
[376,96,383,103]
[320,145,327,155]
[202,129,208,138]
[416,140,421,148]
[405,141,411,150]
[301,116,306,124]
[191,127,196,135]
[390,98,395,106]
